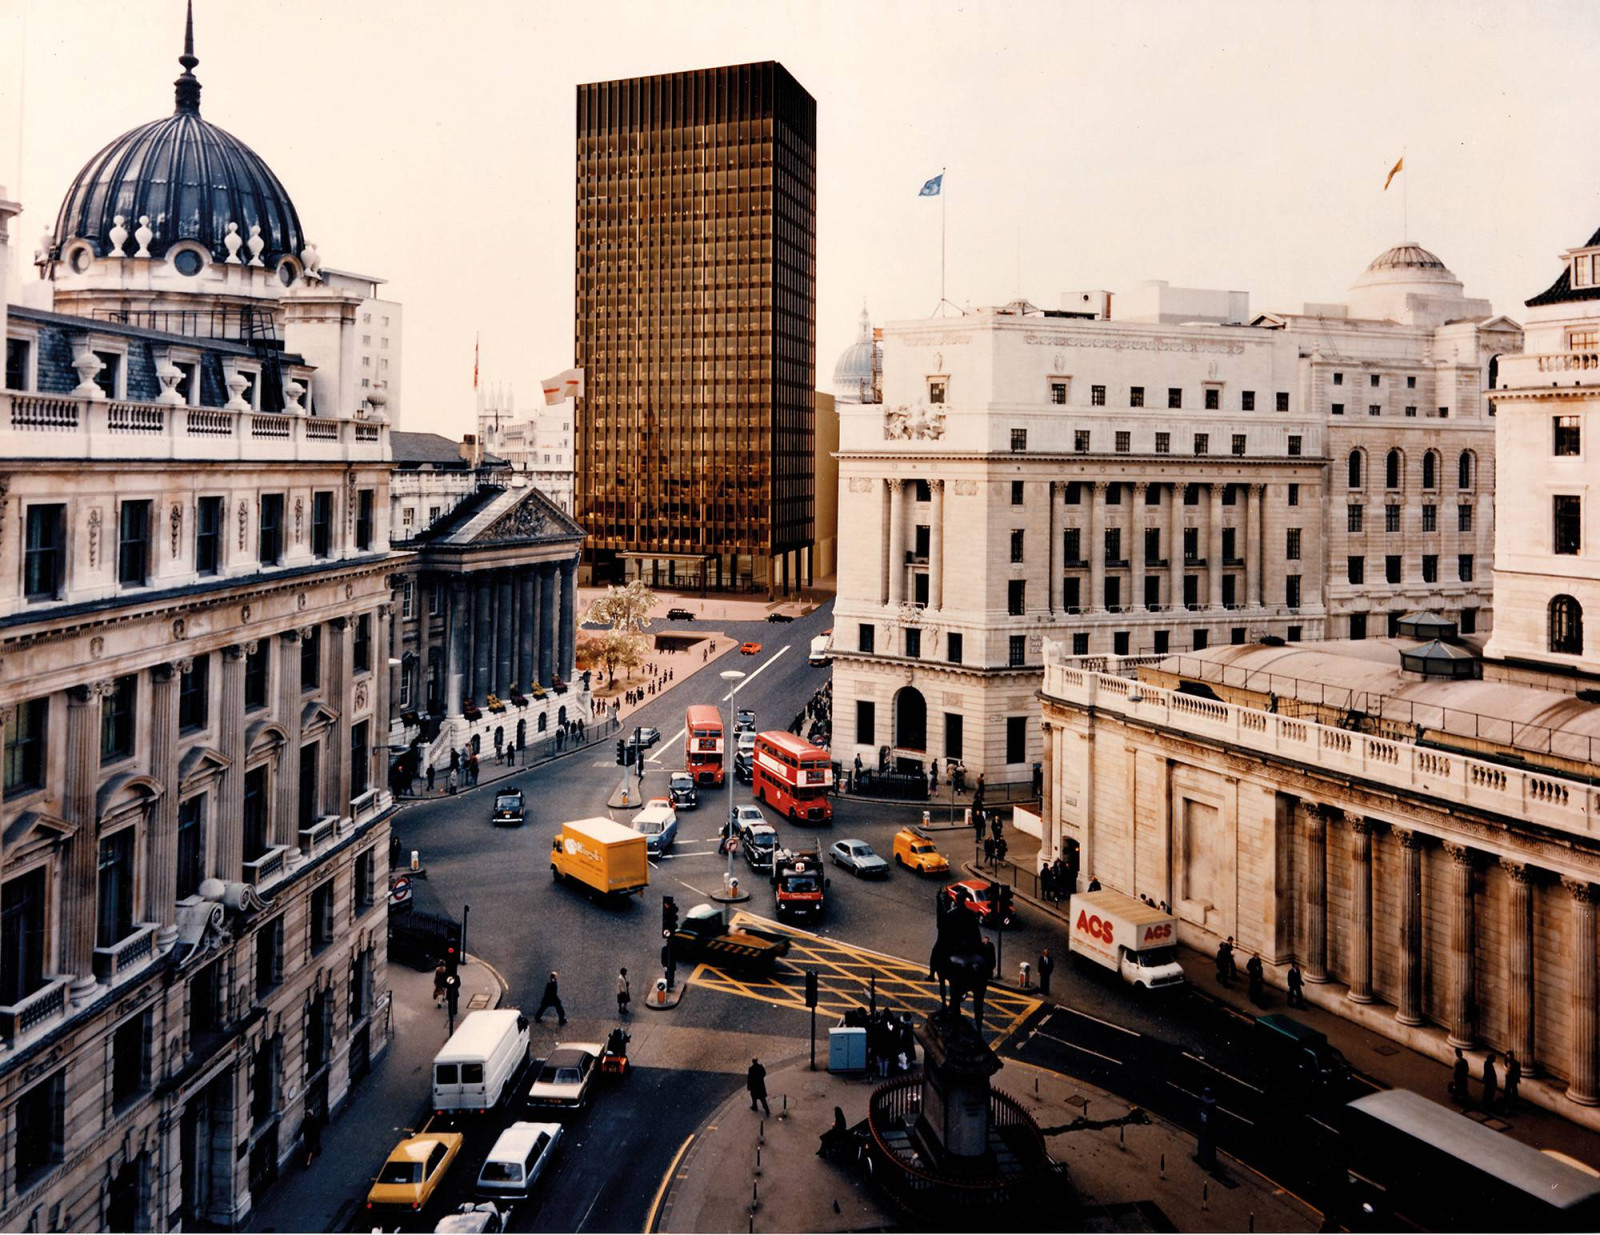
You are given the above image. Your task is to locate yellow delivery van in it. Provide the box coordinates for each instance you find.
[550,817,649,898]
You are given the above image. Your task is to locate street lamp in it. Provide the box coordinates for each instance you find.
[720,669,746,900]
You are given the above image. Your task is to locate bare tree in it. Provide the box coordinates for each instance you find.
[584,580,657,636]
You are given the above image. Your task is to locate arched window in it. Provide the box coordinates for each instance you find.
[1458,451,1474,490]
[1348,450,1363,490]
[1550,594,1584,656]
[1422,451,1438,490]
[1386,449,1402,490]
[537,713,548,732]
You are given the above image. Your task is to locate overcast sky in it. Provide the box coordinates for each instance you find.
[4,0,1600,437]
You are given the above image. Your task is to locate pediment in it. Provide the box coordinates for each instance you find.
[179,745,230,787]
[246,719,289,756]
[97,772,164,822]
[2,808,76,849]
[474,487,584,545]
[301,700,338,731]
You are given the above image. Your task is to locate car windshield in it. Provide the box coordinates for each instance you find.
[495,795,519,811]
[637,820,664,834]
[911,843,933,854]
[379,1161,423,1185]
[750,834,774,850]
[479,1161,522,1182]
[1138,946,1179,967]
[782,874,821,893]
[539,1066,582,1086]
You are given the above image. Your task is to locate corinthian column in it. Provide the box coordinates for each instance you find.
[1395,829,1425,1026]
[1168,484,1184,609]
[1131,483,1148,610]
[1245,484,1263,607]
[1304,804,1328,982]
[887,480,906,607]
[63,682,112,1004]
[1207,484,1224,610]
[929,480,945,612]
[1444,843,1476,1048]
[1502,860,1536,1072]
[1348,819,1374,1003]
[216,645,250,882]
[1088,482,1106,611]
[1566,879,1599,1105]
[1048,482,1062,614]
[148,661,185,950]
[276,631,304,845]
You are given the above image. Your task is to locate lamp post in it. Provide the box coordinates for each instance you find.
[721,670,746,902]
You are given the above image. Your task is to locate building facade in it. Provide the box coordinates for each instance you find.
[475,384,575,514]
[331,269,402,428]
[0,27,397,1230]
[573,61,817,595]
[831,248,1511,783]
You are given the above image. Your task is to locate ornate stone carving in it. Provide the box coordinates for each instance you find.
[294,496,304,543]
[172,656,195,676]
[354,682,369,712]
[297,592,307,610]
[88,508,102,568]
[89,636,104,659]
[172,617,187,640]
[1023,331,1247,356]
[0,473,10,540]
[278,628,302,645]
[883,402,947,441]
[170,503,182,558]
[240,604,252,623]
[238,500,248,550]
[1564,878,1598,904]
[1500,858,1531,883]
[953,480,978,496]
[344,583,354,601]
[847,477,875,493]
[1444,842,1475,867]
[480,499,553,542]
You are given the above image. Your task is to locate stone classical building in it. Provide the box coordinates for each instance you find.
[831,247,1514,783]
[0,23,396,1230]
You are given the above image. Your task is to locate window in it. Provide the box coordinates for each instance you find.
[1556,415,1582,456]
[1010,529,1025,563]
[311,491,333,558]
[1422,555,1438,583]
[1370,374,1381,388]
[23,504,65,601]
[1193,629,1208,651]
[1064,482,1082,505]
[401,579,414,619]
[1286,576,1301,608]
[856,700,875,745]
[1073,430,1090,453]
[1550,594,1584,656]
[101,674,136,764]
[245,643,270,711]
[94,351,123,399]
[1440,407,1451,419]
[1459,554,1474,582]
[96,828,135,947]
[944,713,963,760]
[1276,392,1289,412]
[117,499,151,586]
[172,360,196,403]
[428,585,443,616]
[914,480,931,503]
[1105,484,1121,506]
[179,655,209,732]
[947,633,963,664]
[1221,575,1236,607]
[1144,575,1161,610]
[1460,608,1477,635]
[1183,527,1199,564]
[1405,406,1417,418]
[301,627,321,690]
[353,614,373,674]
[1288,483,1300,507]
[177,794,206,900]
[1288,435,1302,457]
[1458,452,1474,490]
[858,624,875,654]
[1348,556,1365,584]
[928,380,946,404]
[111,1013,149,1110]
[1115,431,1131,454]
[1348,504,1364,533]
[1231,434,1246,456]
[1010,428,1028,452]
[1205,388,1220,411]
[1008,635,1025,667]
[1112,630,1129,656]
[243,766,269,865]
[905,628,921,659]
[5,698,46,794]
[355,490,375,551]
[1555,495,1582,555]
[1386,505,1401,533]
[429,506,441,523]
[1349,613,1367,640]
[311,881,335,953]
[258,493,284,565]
[1050,382,1067,405]
[1063,528,1081,564]
[1332,403,1344,416]
[1145,485,1161,506]
[1072,633,1089,656]
[195,495,223,574]
[1103,576,1121,611]
[14,1070,64,1191]
[1286,528,1301,560]
[1155,630,1170,653]
[1155,432,1170,454]
[1222,484,1237,507]
[1091,384,1106,406]
[1385,555,1401,584]
[1193,434,1208,455]
[1145,527,1162,563]
[1369,405,1381,417]
[1333,372,1344,386]
[1005,716,1027,764]
[1184,484,1199,506]
[1063,577,1081,611]
[1241,390,1256,411]
[5,337,33,390]
[1458,505,1473,533]
[1168,387,1182,409]
[1221,527,1237,563]
[1422,452,1438,490]
[401,506,415,529]
[356,848,376,911]
[1129,386,1144,407]
[1287,626,1302,643]
[351,720,370,800]
[1010,481,1024,506]
[1418,504,1437,533]
[1007,579,1026,616]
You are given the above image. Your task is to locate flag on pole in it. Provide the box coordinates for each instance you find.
[542,367,585,405]
[919,173,943,197]
[1384,156,1404,191]
[473,333,479,389]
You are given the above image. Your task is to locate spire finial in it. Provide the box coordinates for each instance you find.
[174,0,202,115]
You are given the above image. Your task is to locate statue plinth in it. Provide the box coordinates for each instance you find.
[915,1009,1001,1162]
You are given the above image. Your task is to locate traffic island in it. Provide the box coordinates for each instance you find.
[607,770,659,810]
[644,978,686,1010]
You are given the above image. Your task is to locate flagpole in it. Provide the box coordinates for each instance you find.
[1403,147,1409,242]
[940,166,947,313]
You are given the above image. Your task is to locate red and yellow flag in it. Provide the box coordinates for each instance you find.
[473,333,479,389]
[1384,156,1404,191]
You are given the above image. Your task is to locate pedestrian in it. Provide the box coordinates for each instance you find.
[1041,864,1055,902]
[446,768,458,794]
[853,754,863,783]
[1038,947,1054,996]
[469,753,479,785]
[747,1057,770,1115]
[1052,858,1067,901]
[616,967,631,1017]
[1286,961,1306,1008]
[1246,952,1265,1004]
[433,960,448,1007]
[1215,938,1234,988]
[1504,1050,1522,1112]
[534,971,566,1026]
[995,836,1008,865]
[973,809,985,844]
[973,773,986,810]
[1450,1046,1470,1105]
[954,763,967,795]
[1088,874,1102,892]
[302,1097,323,1167]
[1482,1051,1499,1113]
[929,762,939,793]
[449,748,460,774]
[983,837,995,863]
[426,763,436,792]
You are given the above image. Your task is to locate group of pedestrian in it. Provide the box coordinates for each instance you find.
[867,1010,917,1078]
[1137,893,1170,913]
[1452,1046,1522,1113]
[1039,856,1078,902]
[1215,936,1238,987]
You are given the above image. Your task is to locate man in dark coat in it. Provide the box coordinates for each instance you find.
[747,1058,770,1114]
[1038,947,1055,996]
[534,971,566,1026]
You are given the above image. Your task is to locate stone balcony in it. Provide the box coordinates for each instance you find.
[1,391,388,463]
[1495,350,1600,392]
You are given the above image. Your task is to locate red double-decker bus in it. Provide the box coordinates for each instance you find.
[752,731,833,824]
[685,705,724,787]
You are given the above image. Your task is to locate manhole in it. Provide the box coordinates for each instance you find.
[1482,1117,1511,1132]
[468,993,491,1010]
[1064,1094,1089,1109]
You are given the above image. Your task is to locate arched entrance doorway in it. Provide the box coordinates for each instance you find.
[893,686,927,754]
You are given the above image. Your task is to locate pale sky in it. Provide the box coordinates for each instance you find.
[4,0,1600,437]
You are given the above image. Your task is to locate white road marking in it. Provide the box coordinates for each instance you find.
[657,849,720,858]
[1056,1006,1142,1038]
[722,645,791,699]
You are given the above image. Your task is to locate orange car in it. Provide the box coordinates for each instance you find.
[740,641,763,655]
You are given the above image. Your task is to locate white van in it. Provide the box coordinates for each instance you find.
[476,1121,563,1200]
[433,1009,529,1115]
[1067,890,1186,990]
[808,633,832,667]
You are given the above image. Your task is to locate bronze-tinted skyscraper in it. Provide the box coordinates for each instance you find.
[574,62,816,595]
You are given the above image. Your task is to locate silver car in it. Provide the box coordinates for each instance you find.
[830,839,889,879]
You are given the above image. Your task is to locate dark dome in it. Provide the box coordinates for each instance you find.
[52,8,304,267]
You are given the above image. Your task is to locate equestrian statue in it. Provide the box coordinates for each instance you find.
[928,885,997,1032]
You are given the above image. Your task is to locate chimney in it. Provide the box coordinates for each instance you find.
[460,434,481,467]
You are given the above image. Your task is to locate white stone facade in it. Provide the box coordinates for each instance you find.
[476,385,575,514]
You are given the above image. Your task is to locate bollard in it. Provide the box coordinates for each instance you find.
[754,1145,762,1177]
[1119,1124,1126,1152]
[1159,1152,1165,1180]
[1035,1076,1039,1095]
[1249,1215,1255,1233]
[1202,1181,1209,1211]
[410,849,420,872]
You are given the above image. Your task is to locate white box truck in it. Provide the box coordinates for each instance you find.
[432,1008,529,1115]
[1067,890,1185,990]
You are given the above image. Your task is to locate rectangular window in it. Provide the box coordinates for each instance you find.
[1010,428,1028,452]
[353,613,373,674]
[428,585,443,616]
[1440,407,1451,418]
[1404,406,1417,418]
[1286,576,1302,608]
[1286,528,1301,560]
[1050,382,1067,405]
[1221,527,1237,562]
[914,480,931,503]
[255,918,282,999]
[1010,481,1024,506]
[1348,556,1365,584]
[1205,388,1220,411]
[1241,390,1256,411]
[1091,384,1106,406]
[351,720,370,800]
[401,579,414,619]
[1104,528,1122,563]
[1287,435,1304,458]
[311,881,335,953]
[1406,375,1417,389]
[311,491,333,558]
[117,499,151,586]
[5,698,47,794]
[1459,554,1474,582]
[1460,608,1477,635]
[23,504,66,601]
[179,655,209,732]
[1144,575,1160,610]
[1005,716,1027,763]
[1348,504,1363,533]
[173,360,196,403]
[96,828,135,947]
[258,493,284,565]
[944,713,963,760]
[1073,430,1090,453]
[1555,495,1583,555]
[1154,630,1170,654]
[1222,575,1237,607]
[1193,628,1209,651]
[5,337,32,390]
[1007,579,1026,616]
[1168,387,1182,409]
[356,848,375,911]
[1231,434,1246,456]
[1422,505,1437,532]
[177,794,206,900]
[1008,635,1025,667]
[858,623,875,654]
[355,490,375,551]
[1063,576,1081,611]
[1222,484,1237,507]
[1183,527,1199,564]
[1063,527,1081,564]
[1386,505,1401,533]
[195,495,223,574]
[1385,555,1402,584]
[1556,415,1582,456]
[1275,392,1290,412]
[856,700,875,746]
[245,643,270,711]
[1422,555,1439,583]
[1332,403,1344,416]
[947,632,963,664]
[1184,574,1199,609]
[1104,575,1121,611]
[1184,484,1199,506]
[401,506,415,529]
[94,351,122,399]
[1129,386,1144,408]
[928,380,946,404]
[1072,633,1089,656]
[1288,483,1300,507]
[1010,529,1025,563]
[1145,526,1162,563]
[301,627,321,690]
[1193,434,1208,455]
[101,674,136,764]
[1458,504,1473,532]
[1145,485,1161,506]
[1371,374,1381,387]
[1064,482,1082,505]
[905,628,921,659]
[15,1070,64,1190]
[1154,431,1170,454]
[243,765,269,865]
[1368,404,1381,417]
[111,1012,149,1111]
[1332,372,1344,386]
[1115,430,1131,453]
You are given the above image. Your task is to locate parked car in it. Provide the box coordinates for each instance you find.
[475,1121,563,1201]
[739,641,763,655]
[666,607,696,620]
[728,804,767,841]
[492,789,525,827]
[668,771,698,809]
[892,828,951,875]
[366,1132,465,1220]
[527,1043,603,1111]
[942,878,1017,929]
[436,1202,507,1233]
[742,823,778,872]
[765,611,794,623]
[830,839,889,878]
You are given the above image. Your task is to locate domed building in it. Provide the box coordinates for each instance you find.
[832,304,881,403]
[1345,241,1492,327]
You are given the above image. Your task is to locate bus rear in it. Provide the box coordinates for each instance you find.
[753,732,834,824]
[685,705,724,787]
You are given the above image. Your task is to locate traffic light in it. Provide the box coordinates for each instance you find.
[804,969,819,1009]
[617,740,626,765]
[443,920,463,976]
[661,896,678,936]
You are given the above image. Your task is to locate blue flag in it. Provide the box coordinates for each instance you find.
[919,173,943,197]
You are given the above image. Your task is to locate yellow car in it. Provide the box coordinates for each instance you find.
[365,1131,464,1219]
[893,828,951,875]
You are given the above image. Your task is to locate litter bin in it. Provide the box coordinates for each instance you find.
[828,1026,867,1072]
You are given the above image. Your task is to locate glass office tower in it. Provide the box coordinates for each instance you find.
[575,62,817,594]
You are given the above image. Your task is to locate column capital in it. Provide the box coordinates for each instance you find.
[378,602,395,619]
[330,615,350,631]
[1250,482,1266,496]
[1443,842,1476,867]
[278,627,303,644]
[887,477,905,492]
[152,662,179,683]
[69,680,117,703]
[1088,480,1108,495]
[1349,816,1372,836]
[1131,480,1150,495]
[0,704,14,728]
[1564,877,1599,905]
[1395,828,1425,851]
[224,640,258,660]
[929,478,945,493]
[1313,802,1342,823]
[1500,857,1532,883]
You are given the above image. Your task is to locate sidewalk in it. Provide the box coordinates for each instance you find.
[651,1054,1317,1233]
[246,955,504,1233]
[963,828,1600,1161]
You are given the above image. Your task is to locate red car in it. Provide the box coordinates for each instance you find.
[740,641,763,655]
[941,879,1017,929]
